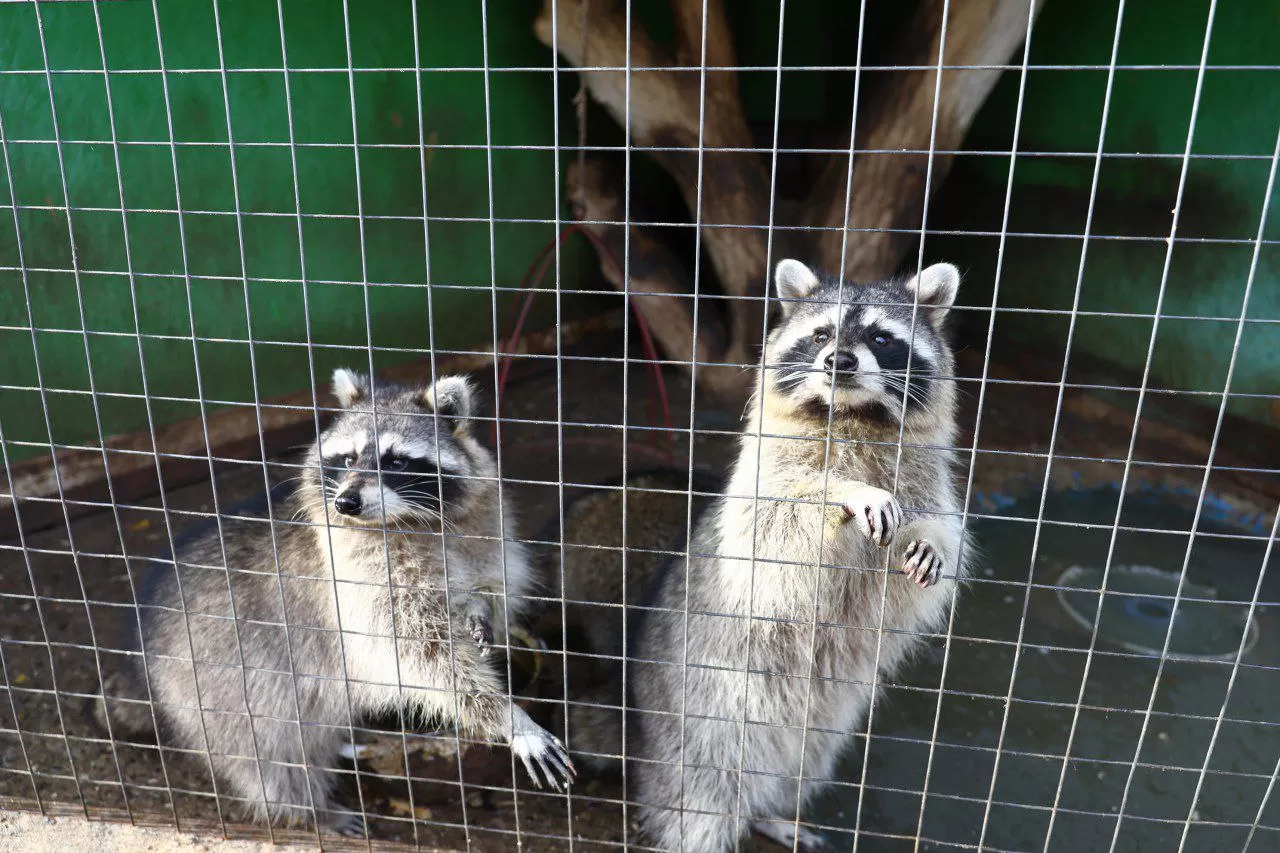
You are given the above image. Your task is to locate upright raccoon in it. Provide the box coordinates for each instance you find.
[101,370,572,834]
[568,260,969,852]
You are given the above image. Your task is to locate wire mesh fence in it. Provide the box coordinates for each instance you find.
[1,0,1278,851]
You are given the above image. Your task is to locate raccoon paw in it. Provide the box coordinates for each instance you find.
[510,709,575,791]
[752,819,831,852]
[902,539,943,588]
[327,810,367,838]
[842,485,902,547]
[337,741,368,761]
[465,613,494,656]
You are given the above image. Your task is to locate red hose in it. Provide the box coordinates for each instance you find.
[496,226,677,466]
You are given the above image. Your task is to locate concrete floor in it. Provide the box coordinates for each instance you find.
[2,344,1273,850]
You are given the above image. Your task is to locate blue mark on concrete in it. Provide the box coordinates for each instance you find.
[972,479,1271,535]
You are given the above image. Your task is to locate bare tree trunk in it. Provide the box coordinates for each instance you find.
[536,0,769,385]
[807,0,1044,280]
[536,0,1043,401]
[567,158,740,400]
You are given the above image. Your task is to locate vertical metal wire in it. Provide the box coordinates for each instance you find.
[272,0,375,841]
[675,0,713,843]
[0,426,55,814]
[337,0,406,840]
[1029,0,1130,844]
[28,1,141,820]
[732,0,790,846]
[85,0,232,831]
[782,0,871,847]
[1103,6,1256,843]
[546,0,577,846]
[1043,3,1221,849]
[1246,751,1280,851]
[1159,108,1280,853]
[851,0,955,847]
[149,0,276,835]
[1178,506,1278,852]
[477,0,532,836]
[617,2,635,842]
[0,92,95,825]
[0,420,41,811]
[208,0,324,840]
[925,0,1039,846]
[406,0,477,844]
[919,0,1039,843]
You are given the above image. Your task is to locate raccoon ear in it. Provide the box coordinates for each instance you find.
[904,262,960,326]
[331,368,370,408]
[774,259,821,316]
[422,376,475,433]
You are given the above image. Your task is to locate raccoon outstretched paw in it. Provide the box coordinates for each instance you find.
[752,819,831,852]
[509,707,575,791]
[465,612,494,656]
[842,485,902,547]
[326,809,368,838]
[902,539,943,588]
[337,741,368,761]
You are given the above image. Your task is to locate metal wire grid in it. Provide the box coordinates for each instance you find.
[0,0,1276,851]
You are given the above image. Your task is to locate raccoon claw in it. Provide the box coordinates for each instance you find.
[903,539,943,588]
[329,811,367,838]
[752,820,831,852]
[842,486,902,547]
[510,711,575,791]
[466,613,494,656]
[338,741,368,761]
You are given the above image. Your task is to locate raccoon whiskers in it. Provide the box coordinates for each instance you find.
[290,495,330,524]
[270,475,309,491]
[878,374,931,410]
[771,370,817,393]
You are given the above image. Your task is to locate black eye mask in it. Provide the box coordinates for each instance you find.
[376,454,464,515]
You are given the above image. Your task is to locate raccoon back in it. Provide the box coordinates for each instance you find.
[537,468,719,769]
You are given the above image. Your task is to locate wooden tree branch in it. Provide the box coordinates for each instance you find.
[669,0,735,70]
[567,157,743,402]
[808,0,1045,280]
[535,0,768,371]
[538,0,1041,402]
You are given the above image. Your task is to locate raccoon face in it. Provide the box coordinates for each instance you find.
[763,259,959,423]
[307,370,480,526]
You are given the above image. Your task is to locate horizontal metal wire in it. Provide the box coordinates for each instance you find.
[6,63,1280,73]
[6,680,1278,764]
[2,0,1277,848]
[3,209,1278,247]
[6,138,1280,161]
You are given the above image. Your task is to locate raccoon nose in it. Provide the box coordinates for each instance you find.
[334,491,362,516]
[824,351,858,373]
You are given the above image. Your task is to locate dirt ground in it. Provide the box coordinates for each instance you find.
[0,354,743,851]
[0,810,281,852]
[2,340,1274,850]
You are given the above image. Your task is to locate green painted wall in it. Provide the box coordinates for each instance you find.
[725,0,1278,429]
[2,0,1276,466]
[0,0,592,462]
[929,0,1280,428]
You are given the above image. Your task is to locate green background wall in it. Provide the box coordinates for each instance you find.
[724,0,1279,430]
[928,0,1280,430]
[0,0,593,462]
[1,0,1277,465]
